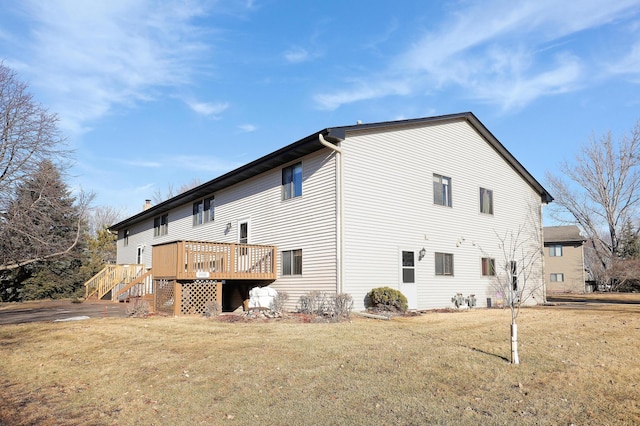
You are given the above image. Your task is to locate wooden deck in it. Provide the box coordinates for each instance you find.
[152,241,277,281]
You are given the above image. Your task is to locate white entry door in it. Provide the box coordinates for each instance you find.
[400,250,418,310]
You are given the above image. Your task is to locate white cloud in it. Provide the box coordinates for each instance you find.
[606,42,640,77]
[316,0,640,112]
[238,124,257,132]
[122,160,163,168]
[315,79,412,110]
[185,100,230,117]
[284,47,310,63]
[12,0,213,134]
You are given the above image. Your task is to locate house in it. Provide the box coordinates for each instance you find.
[101,112,553,314]
[543,225,588,293]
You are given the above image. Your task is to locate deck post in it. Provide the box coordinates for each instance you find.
[173,281,181,317]
[229,243,236,274]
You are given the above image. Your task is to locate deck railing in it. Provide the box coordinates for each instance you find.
[84,264,146,300]
[152,241,276,281]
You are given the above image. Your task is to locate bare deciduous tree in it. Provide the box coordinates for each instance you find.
[0,64,92,272]
[86,205,124,237]
[546,122,640,290]
[151,178,202,205]
[0,63,66,196]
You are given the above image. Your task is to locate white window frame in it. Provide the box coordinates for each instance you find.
[435,252,454,276]
[193,196,214,226]
[282,162,303,200]
[282,249,302,276]
[479,187,493,215]
[433,174,452,207]
[549,245,563,257]
[550,273,565,282]
[153,214,168,237]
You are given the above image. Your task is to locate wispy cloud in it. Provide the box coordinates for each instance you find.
[284,47,311,63]
[315,0,640,112]
[238,124,257,133]
[121,160,163,168]
[11,0,214,134]
[185,100,230,117]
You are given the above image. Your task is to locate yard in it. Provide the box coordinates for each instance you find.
[1,294,639,425]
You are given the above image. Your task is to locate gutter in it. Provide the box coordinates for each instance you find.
[319,133,344,294]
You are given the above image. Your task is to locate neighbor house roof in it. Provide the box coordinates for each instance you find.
[110,112,553,231]
[544,225,586,245]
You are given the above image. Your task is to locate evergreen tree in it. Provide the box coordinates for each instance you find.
[0,160,87,301]
[617,220,640,260]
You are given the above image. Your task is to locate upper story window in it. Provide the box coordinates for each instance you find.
[282,162,302,200]
[435,252,454,276]
[550,273,564,282]
[549,245,563,257]
[480,187,493,215]
[154,214,168,237]
[481,257,495,276]
[123,229,130,246]
[193,197,214,226]
[433,174,452,207]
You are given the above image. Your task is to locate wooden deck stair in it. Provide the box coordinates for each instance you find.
[84,264,148,301]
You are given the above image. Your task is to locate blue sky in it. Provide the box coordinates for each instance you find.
[1,0,640,222]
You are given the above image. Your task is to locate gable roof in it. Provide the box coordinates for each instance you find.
[110,112,553,231]
[544,225,585,245]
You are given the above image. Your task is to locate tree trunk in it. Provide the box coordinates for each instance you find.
[511,322,520,364]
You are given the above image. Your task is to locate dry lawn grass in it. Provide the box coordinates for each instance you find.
[1,294,639,425]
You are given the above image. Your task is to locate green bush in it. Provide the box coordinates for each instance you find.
[366,287,408,312]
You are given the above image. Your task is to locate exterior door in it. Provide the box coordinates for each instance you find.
[400,250,418,310]
[238,220,250,270]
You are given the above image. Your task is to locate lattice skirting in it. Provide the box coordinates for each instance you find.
[154,279,221,316]
[155,279,176,315]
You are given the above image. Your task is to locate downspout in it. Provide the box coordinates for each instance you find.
[319,134,344,294]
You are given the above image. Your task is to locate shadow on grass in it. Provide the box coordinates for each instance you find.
[468,345,510,362]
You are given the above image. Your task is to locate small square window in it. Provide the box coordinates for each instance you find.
[193,196,214,226]
[481,257,495,276]
[282,249,302,276]
[550,273,564,282]
[435,252,454,275]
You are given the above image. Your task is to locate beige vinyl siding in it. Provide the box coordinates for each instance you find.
[341,120,545,310]
[118,149,337,308]
[544,244,586,293]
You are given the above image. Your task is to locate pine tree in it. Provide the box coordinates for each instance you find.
[0,160,87,301]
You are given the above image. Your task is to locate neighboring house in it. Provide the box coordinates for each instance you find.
[106,112,553,314]
[543,225,587,293]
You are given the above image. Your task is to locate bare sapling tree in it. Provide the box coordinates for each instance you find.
[476,207,544,364]
[546,122,640,290]
[0,63,92,271]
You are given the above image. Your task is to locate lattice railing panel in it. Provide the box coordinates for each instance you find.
[155,279,175,315]
[180,280,220,316]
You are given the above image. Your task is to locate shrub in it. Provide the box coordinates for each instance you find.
[127,301,150,318]
[366,287,408,313]
[269,291,289,315]
[203,301,221,317]
[297,291,353,322]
